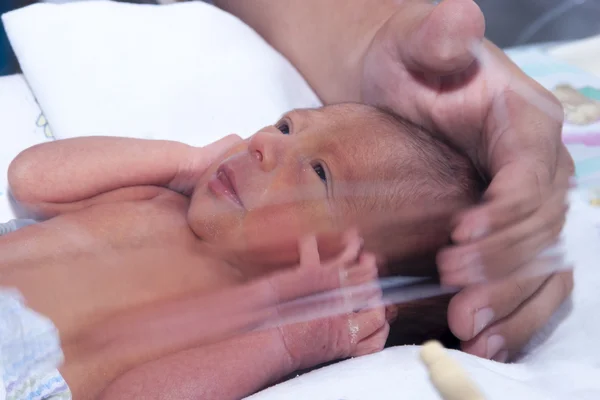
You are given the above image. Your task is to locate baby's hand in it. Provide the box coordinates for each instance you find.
[273,230,389,371]
[171,134,243,195]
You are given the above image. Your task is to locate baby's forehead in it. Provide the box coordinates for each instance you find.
[312,105,412,159]
[298,104,400,143]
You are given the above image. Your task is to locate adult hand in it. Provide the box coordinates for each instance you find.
[360,0,574,361]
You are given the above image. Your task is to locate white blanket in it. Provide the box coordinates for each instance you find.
[1,1,600,399]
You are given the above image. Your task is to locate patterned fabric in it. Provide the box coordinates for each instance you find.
[0,290,70,400]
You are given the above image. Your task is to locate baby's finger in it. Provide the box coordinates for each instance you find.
[324,229,363,269]
[344,253,378,283]
[460,270,574,361]
[298,235,320,268]
[350,309,387,346]
[354,323,390,357]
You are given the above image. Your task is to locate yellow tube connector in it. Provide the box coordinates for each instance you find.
[420,341,486,400]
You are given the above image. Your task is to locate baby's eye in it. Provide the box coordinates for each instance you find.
[312,163,327,183]
[276,121,290,135]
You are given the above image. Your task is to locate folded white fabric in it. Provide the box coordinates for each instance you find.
[1,0,321,146]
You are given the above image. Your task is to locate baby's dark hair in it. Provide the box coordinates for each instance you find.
[363,106,487,348]
[373,106,485,209]
[345,104,486,263]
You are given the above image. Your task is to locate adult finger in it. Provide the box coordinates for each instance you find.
[385,0,485,75]
[460,271,574,361]
[447,256,568,341]
[452,146,573,244]
[438,191,567,284]
[450,39,572,242]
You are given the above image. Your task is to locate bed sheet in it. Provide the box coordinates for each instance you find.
[505,47,600,188]
[0,74,54,222]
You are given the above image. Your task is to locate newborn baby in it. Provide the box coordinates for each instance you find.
[2,103,482,399]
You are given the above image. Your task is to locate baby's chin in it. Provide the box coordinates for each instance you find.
[185,186,239,240]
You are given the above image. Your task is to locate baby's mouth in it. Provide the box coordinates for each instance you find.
[209,164,244,208]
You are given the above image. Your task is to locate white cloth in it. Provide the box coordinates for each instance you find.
[1,1,321,146]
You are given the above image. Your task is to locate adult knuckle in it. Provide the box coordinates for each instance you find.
[511,279,526,302]
[558,271,574,299]
[550,219,565,239]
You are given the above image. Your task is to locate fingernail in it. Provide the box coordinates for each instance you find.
[492,350,509,363]
[339,268,349,283]
[473,308,494,337]
[469,225,488,241]
[461,252,482,269]
[486,335,505,359]
[538,241,565,258]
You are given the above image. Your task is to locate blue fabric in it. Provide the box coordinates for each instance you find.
[0,1,17,76]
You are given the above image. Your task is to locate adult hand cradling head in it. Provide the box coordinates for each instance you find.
[215,0,574,362]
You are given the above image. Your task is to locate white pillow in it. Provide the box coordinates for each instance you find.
[2,0,321,146]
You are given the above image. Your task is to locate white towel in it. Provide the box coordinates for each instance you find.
[1,0,321,146]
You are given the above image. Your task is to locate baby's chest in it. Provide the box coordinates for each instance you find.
[0,198,233,337]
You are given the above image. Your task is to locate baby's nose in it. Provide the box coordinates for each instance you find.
[248,130,288,172]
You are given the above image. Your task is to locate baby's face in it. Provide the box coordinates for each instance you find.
[188,104,405,266]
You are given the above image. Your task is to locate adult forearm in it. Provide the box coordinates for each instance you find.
[213,0,399,104]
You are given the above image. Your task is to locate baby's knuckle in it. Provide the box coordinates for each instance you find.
[378,310,387,326]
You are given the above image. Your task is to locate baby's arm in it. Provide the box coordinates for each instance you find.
[96,233,387,400]
[99,330,294,400]
[8,135,239,218]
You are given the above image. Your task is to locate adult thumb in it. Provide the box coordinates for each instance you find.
[388,0,485,75]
